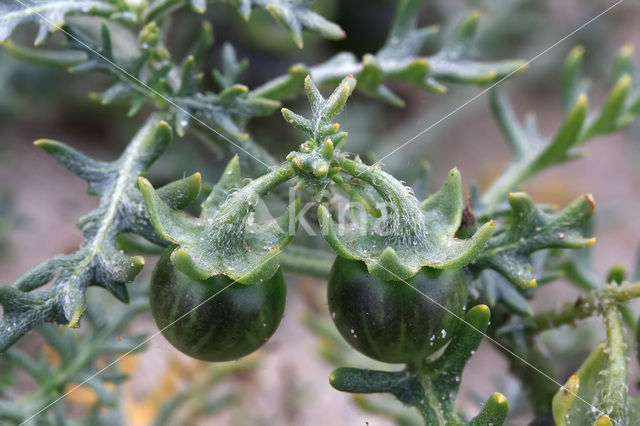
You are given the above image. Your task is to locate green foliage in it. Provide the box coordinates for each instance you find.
[283,76,496,281]
[0,0,343,47]
[2,0,640,424]
[142,0,345,47]
[0,116,200,351]
[0,289,148,425]
[329,305,509,425]
[255,3,526,106]
[483,45,640,208]
[472,192,596,289]
[472,270,533,316]
[70,22,281,139]
[0,0,119,45]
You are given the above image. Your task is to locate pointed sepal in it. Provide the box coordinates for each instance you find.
[321,160,494,281]
[141,159,296,284]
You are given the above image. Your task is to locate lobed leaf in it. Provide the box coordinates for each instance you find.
[255,5,526,105]
[64,23,280,142]
[144,0,345,46]
[472,270,533,316]
[0,292,148,423]
[0,116,200,351]
[483,45,640,207]
[472,192,595,289]
[0,0,117,45]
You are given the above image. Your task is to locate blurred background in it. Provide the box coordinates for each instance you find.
[1,0,640,424]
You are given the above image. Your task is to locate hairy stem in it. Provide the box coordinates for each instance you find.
[525,282,640,333]
[410,365,463,426]
[602,305,628,423]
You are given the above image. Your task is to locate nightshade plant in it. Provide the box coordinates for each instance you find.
[1,0,640,424]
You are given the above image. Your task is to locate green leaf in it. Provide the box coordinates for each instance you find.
[255,6,525,105]
[69,24,280,140]
[483,92,588,207]
[263,0,344,48]
[472,192,596,289]
[281,75,354,195]
[0,291,148,423]
[283,74,355,143]
[2,40,87,67]
[552,373,580,426]
[330,368,422,406]
[428,304,490,381]
[329,306,507,425]
[484,46,640,207]
[551,343,607,425]
[468,393,510,426]
[562,45,590,113]
[473,270,533,316]
[140,157,299,283]
[0,116,200,351]
[0,0,117,45]
[144,0,345,46]
[212,43,248,90]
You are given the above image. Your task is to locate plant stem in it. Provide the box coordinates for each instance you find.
[602,305,628,423]
[525,282,640,333]
[410,366,463,426]
[279,245,335,278]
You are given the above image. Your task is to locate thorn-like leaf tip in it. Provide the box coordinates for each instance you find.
[576,92,588,107]
[475,304,490,313]
[570,45,585,57]
[137,176,149,188]
[594,416,612,426]
[68,308,85,328]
